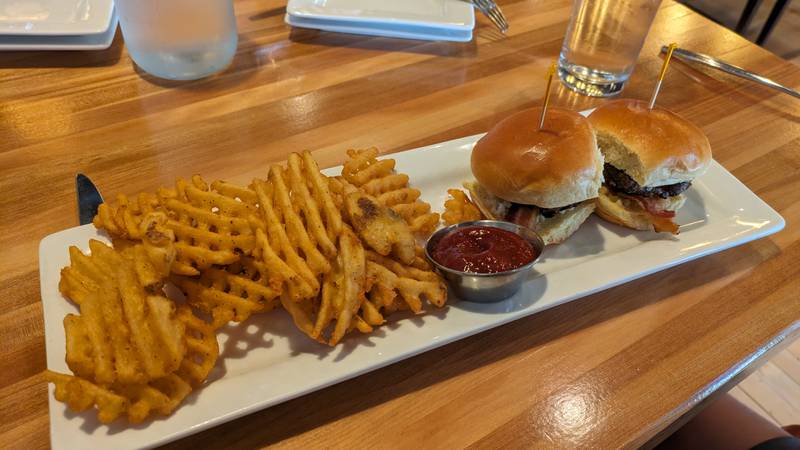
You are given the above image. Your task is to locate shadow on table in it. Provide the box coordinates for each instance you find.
[248,6,287,21]
[159,233,781,450]
[671,57,800,124]
[0,29,123,69]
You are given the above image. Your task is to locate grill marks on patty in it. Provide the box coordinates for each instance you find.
[603,164,691,198]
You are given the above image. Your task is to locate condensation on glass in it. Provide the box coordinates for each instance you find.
[116,0,238,80]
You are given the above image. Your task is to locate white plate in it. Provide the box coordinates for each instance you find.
[287,0,474,31]
[0,0,114,35]
[0,13,116,50]
[42,118,784,449]
[285,13,473,42]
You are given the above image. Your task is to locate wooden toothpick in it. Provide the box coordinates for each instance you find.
[539,62,557,129]
[649,43,678,110]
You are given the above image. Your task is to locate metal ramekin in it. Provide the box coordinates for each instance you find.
[425,220,545,303]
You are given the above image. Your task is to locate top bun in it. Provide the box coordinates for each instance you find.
[470,107,602,208]
[589,99,712,187]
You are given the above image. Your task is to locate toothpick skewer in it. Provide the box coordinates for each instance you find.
[649,43,677,110]
[539,63,557,130]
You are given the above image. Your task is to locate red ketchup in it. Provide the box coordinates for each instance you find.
[431,226,537,274]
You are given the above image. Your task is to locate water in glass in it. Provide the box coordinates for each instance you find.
[558,0,661,97]
[116,0,238,81]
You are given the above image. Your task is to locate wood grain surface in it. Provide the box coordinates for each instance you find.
[2,1,799,448]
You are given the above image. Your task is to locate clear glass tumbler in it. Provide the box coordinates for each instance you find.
[558,0,662,97]
[116,0,238,81]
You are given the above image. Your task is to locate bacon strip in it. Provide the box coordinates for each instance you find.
[637,197,676,218]
[618,192,680,234]
[505,204,536,227]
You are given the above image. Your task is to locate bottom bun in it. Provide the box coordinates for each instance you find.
[596,186,685,232]
[537,200,596,244]
[463,181,595,245]
[596,187,652,231]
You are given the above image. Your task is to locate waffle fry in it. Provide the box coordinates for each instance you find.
[59,242,186,384]
[301,151,343,241]
[310,270,339,340]
[45,370,131,423]
[291,226,366,346]
[269,165,330,277]
[279,291,316,339]
[59,214,186,385]
[49,210,223,424]
[366,250,447,312]
[252,177,319,300]
[93,177,258,277]
[172,257,281,329]
[47,302,219,424]
[172,305,220,386]
[330,227,366,345]
[162,176,258,276]
[45,370,195,424]
[93,192,164,240]
[287,152,337,258]
[443,189,483,225]
[61,210,175,305]
[341,148,440,236]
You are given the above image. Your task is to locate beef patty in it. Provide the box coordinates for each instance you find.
[603,164,691,198]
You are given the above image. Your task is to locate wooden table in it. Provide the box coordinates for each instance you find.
[2,1,799,448]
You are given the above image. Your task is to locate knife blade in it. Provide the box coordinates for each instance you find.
[664,46,800,99]
[76,173,104,225]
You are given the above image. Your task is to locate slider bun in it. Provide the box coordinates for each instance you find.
[538,200,596,244]
[595,186,686,231]
[595,188,651,231]
[464,181,595,245]
[589,99,711,187]
[471,107,603,208]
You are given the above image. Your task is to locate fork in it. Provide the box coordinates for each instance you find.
[472,0,509,33]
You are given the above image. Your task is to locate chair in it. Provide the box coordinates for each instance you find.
[735,0,792,45]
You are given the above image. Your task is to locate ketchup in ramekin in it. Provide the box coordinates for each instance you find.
[431,226,537,274]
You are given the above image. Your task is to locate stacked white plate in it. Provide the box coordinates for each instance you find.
[0,0,118,50]
[285,0,475,42]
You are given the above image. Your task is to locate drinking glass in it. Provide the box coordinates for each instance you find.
[558,0,662,97]
[116,0,238,81]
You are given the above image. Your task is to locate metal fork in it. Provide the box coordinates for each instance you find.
[472,0,509,33]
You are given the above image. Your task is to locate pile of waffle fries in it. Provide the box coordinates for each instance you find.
[46,150,447,425]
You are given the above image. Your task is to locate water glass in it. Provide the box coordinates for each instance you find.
[558,0,662,97]
[116,0,239,81]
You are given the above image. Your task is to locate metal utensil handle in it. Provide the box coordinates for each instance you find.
[667,46,800,99]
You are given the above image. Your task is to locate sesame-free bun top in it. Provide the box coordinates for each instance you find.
[589,99,712,187]
[470,107,603,208]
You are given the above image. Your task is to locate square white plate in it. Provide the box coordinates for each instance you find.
[0,13,116,50]
[42,116,784,449]
[287,0,474,31]
[285,13,473,42]
[0,0,114,35]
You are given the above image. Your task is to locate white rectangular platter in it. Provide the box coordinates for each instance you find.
[0,0,114,35]
[287,0,475,31]
[42,130,784,450]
